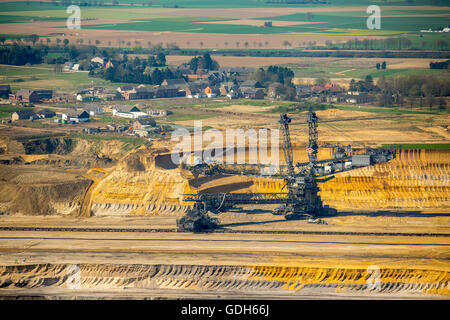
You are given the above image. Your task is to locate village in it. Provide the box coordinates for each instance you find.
[0,55,379,141]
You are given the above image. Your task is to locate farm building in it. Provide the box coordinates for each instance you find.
[35,109,56,119]
[112,105,147,118]
[11,110,36,121]
[161,79,187,89]
[9,89,40,103]
[62,111,90,123]
[133,117,156,130]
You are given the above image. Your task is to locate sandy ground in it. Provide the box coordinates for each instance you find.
[0,211,448,299]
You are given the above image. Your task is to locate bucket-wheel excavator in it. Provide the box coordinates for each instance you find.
[177,108,396,231]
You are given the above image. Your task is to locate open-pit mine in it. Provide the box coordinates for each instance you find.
[0,108,449,300]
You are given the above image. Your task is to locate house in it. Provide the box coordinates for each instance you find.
[324,83,342,93]
[91,57,105,66]
[311,85,325,93]
[155,86,178,99]
[0,85,11,98]
[267,82,283,99]
[177,64,194,75]
[185,83,206,99]
[11,110,36,121]
[219,82,240,99]
[187,74,209,81]
[63,63,79,71]
[147,109,170,117]
[9,89,40,103]
[204,86,220,98]
[35,109,56,119]
[240,87,264,99]
[62,110,90,123]
[63,62,74,71]
[105,60,114,69]
[295,85,312,98]
[53,91,74,103]
[97,89,121,101]
[117,85,134,93]
[345,91,372,104]
[77,94,100,102]
[84,105,104,116]
[133,117,156,130]
[161,79,187,89]
[240,80,264,89]
[120,86,156,100]
[112,105,147,118]
[83,127,100,134]
[34,89,53,100]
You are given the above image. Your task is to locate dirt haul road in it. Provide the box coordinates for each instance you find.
[0,212,448,299]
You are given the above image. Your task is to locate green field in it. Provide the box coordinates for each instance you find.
[285,58,449,80]
[1,1,449,36]
[81,10,450,35]
[381,143,450,149]
[0,64,130,91]
[0,105,34,118]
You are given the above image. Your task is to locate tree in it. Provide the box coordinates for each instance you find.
[199,41,204,48]
[0,36,6,45]
[156,52,166,66]
[244,41,249,48]
[63,39,69,46]
[56,38,61,45]
[381,61,386,69]
[282,40,291,48]
[438,97,447,110]
[95,40,101,46]
[376,63,380,70]
[29,34,39,46]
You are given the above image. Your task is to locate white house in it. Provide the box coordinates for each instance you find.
[62,110,90,123]
[91,57,105,65]
[112,105,147,118]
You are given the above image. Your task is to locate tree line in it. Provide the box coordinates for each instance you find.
[376,74,449,110]
[93,54,184,85]
[250,66,297,100]
[188,53,219,73]
[0,44,44,65]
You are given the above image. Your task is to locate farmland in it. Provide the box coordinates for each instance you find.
[0,2,448,49]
